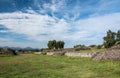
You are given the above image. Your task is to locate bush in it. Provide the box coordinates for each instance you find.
[115,41,120,45]
[97,45,102,49]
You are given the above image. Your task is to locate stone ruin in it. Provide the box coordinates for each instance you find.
[35,44,120,61]
[92,44,120,61]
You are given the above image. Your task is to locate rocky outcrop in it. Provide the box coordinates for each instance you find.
[0,48,17,55]
[111,44,120,49]
[92,44,120,61]
[92,50,120,61]
[52,52,66,56]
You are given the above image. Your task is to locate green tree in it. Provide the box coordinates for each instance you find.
[47,40,53,49]
[47,40,65,50]
[53,40,56,49]
[60,41,65,49]
[47,40,55,49]
[103,30,116,48]
[116,30,120,41]
[74,44,85,48]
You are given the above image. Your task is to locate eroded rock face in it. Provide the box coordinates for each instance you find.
[52,52,66,56]
[0,48,17,55]
[111,44,120,49]
[92,50,120,61]
[92,44,120,61]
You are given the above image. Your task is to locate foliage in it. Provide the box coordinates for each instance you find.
[116,30,120,41]
[47,40,65,50]
[97,45,102,49]
[89,45,97,48]
[74,44,85,48]
[103,30,116,48]
[115,41,120,45]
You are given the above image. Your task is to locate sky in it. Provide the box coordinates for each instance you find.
[0,0,120,48]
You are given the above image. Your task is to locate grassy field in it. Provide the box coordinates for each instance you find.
[0,54,120,78]
[77,48,107,53]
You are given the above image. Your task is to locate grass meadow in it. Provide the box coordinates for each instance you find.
[0,54,120,78]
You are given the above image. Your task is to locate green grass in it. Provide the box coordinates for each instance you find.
[77,48,107,53]
[0,54,120,78]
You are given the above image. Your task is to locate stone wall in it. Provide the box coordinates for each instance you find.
[34,52,96,58]
[65,52,95,57]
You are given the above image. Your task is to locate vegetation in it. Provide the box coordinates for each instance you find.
[74,44,85,48]
[74,30,120,50]
[0,54,120,78]
[76,48,106,53]
[47,40,65,50]
[103,30,120,48]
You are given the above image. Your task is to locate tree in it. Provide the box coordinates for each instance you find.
[74,44,85,48]
[57,41,65,49]
[116,30,120,41]
[53,40,56,49]
[60,41,65,49]
[103,30,116,48]
[47,40,52,49]
[48,40,54,49]
[47,40,65,50]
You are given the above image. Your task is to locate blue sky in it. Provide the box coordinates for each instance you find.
[0,0,120,48]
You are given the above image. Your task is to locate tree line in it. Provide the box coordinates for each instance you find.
[47,30,120,50]
[103,30,120,48]
[73,30,120,49]
[47,40,65,50]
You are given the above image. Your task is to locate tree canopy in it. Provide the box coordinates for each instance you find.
[103,30,120,48]
[47,40,65,50]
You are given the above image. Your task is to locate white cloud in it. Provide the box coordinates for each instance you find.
[0,10,120,47]
[0,11,70,41]
[76,13,120,33]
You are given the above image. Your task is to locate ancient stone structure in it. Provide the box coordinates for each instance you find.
[92,49,120,61]
[65,52,94,57]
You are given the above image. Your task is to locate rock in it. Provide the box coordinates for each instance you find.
[0,48,17,55]
[92,50,120,61]
[111,44,120,49]
[41,52,47,55]
[52,52,66,56]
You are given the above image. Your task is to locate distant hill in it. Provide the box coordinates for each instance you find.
[0,46,39,51]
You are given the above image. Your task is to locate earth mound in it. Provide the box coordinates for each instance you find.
[92,45,120,61]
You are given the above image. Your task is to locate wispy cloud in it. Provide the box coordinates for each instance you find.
[0,0,120,48]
